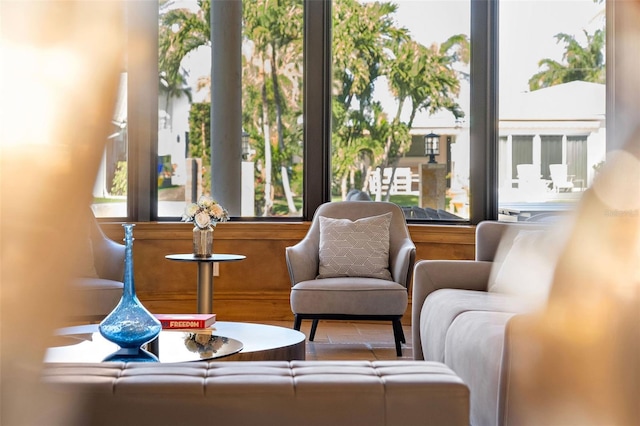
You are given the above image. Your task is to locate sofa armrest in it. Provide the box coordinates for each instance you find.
[285,238,319,285]
[500,303,637,426]
[411,260,493,360]
[499,312,540,426]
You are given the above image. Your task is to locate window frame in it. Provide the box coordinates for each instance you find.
[117,0,612,225]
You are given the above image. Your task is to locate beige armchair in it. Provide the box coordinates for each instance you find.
[286,201,416,356]
[69,212,125,322]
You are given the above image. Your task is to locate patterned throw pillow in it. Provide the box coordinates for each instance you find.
[317,212,392,280]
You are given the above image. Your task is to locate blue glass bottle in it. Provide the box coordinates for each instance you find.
[99,224,161,354]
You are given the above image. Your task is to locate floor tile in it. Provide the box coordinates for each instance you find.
[261,320,413,361]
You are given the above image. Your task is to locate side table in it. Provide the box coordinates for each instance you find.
[165,254,245,314]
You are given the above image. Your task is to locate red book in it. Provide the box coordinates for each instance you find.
[154,313,216,329]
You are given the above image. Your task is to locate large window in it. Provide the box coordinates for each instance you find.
[498,0,606,221]
[155,0,304,218]
[91,0,607,224]
[331,0,470,221]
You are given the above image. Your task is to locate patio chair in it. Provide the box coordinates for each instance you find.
[549,164,575,192]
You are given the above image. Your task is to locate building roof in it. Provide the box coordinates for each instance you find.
[499,81,605,121]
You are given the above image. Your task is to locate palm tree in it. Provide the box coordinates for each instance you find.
[159,0,304,216]
[529,28,605,91]
[332,0,407,199]
[243,0,303,216]
[381,35,467,200]
[158,0,210,119]
[332,0,468,200]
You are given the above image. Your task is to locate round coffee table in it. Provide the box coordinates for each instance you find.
[46,322,305,363]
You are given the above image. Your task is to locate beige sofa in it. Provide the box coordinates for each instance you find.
[412,221,555,426]
[42,360,469,426]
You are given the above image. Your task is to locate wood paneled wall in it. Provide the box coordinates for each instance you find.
[100,222,476,325]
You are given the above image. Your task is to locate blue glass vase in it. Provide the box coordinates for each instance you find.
[99,224,161,353]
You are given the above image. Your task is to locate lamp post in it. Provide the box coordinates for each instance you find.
[241,130,250,161]
[424,132,440,164]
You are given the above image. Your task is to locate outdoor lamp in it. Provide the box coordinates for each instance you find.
[424,132,440,164]
[242,130,250,160]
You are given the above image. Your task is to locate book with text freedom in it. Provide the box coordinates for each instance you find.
[154,313,216,329]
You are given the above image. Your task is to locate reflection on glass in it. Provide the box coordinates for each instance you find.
[498,0,606,222]
[92,71,128,218]
[103,348,159,363]
[331,0,471,221]
[183,331,229,359]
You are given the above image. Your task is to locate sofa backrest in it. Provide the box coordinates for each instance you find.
[475,221,548,262]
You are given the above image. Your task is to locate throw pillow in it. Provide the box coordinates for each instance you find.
[317,212,392,280]
[488,229,562,306]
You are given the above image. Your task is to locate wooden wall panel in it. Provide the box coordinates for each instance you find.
[100,222,476,325]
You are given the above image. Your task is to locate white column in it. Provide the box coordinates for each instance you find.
[211,0,242,215]
[241,161,255,216]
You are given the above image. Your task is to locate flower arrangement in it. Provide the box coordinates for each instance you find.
[184,332,228,359]
[182,195,229,229]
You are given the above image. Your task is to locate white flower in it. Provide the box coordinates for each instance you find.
[184,203,199,218]
[198,195,214,209]
[194,211,211,228]
[181,196,228,227]
[209,204,225,219]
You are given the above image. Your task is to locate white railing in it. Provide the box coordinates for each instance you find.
[368,167,419,197]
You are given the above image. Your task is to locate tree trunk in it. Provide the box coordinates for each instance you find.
[270,45,297,214]
[260,59,273,216]
[281,165,297,212]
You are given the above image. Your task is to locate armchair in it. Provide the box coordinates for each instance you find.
[287,201,416,356]
[69,212,125,322]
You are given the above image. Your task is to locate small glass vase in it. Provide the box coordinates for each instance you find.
[193,225,214,257]
[99,224,162,353]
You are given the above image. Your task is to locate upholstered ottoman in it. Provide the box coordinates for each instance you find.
[43,360,469,426]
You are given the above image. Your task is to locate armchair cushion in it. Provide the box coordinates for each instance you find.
[70,277,123,319]
[317,212,392,280]
[290,277,408,316]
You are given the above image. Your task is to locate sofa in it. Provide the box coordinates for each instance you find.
[42,360,469,426]
[412,220,560,426]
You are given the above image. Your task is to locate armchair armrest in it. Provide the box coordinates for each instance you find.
[390,238,416,288]
[411,260,493,360]
[92,234,125,282]
[285,238,319,285]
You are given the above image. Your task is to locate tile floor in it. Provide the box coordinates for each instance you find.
[263,320,414,361]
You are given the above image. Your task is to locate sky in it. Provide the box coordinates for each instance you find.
[368,0,604,124]
[176,0,605,114]
[389,0,604,94]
